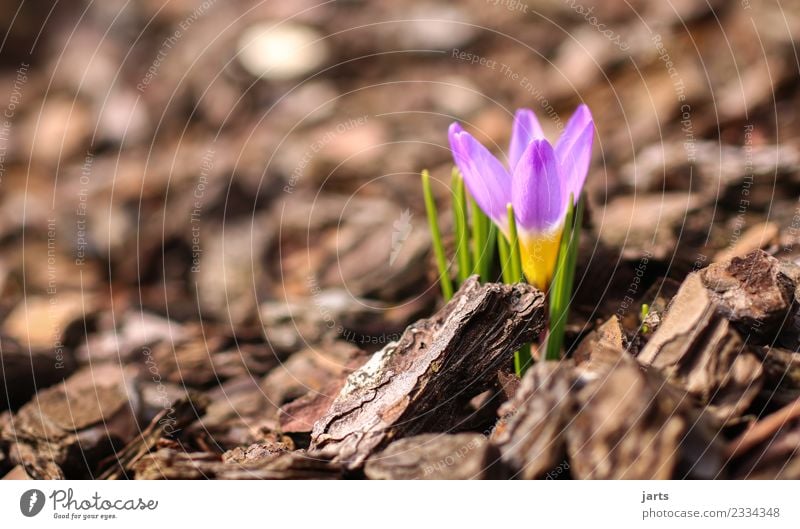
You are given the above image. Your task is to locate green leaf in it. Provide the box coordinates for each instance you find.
[514,343,532,377]
[470,195,487,279]
[421,169,454,300]
[451,168,472,284]
[507,204,523,283]
[481,223,497,282]
[465,192,497,282]
[545,193,583,360]
[497,228,512,284]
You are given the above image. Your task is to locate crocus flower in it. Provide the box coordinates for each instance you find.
[448,105,593,290]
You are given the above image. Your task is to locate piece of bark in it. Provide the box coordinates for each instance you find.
[567,357,725,479]
[309,277,546,469]
[261,339,364,426]
[638,273,763,422]
[133,449,341,480]
[0,335,75,410]
[700,250,795,339]
[75,311,185,364]
[727,399,800,478]
[2,465,33,480]
[492,362,576,479]
[146,331,278,388]
[192,375,274,450]
[2,365,139,478]
[2,295,87,352]
[622,141,800,198]
[573,316,625,366]
[575,345,631,381]
[597,193,704,261]
[0,411,9,476]
[278,346,369,434]
[222,434,295,465]
[365,433,504,479]
[755,346,800,406]
[97,395,207,480]
[714,222,779,264]
[496,370,521,401]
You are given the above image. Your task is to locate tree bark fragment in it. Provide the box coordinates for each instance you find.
[309,277,546,469]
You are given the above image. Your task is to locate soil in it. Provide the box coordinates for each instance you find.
[1,0,800,479]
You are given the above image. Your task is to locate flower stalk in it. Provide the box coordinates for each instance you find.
[451,168,472,283]
[545,192,584,361]
[421,169,454,300]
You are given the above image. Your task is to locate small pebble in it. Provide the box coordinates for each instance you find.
[238,22,330,80]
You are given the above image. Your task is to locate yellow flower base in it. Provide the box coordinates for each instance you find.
[519,226,564,291]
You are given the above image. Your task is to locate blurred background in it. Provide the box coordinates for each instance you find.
[1,0,800,477]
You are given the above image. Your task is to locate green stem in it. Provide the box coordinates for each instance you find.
[497,229,512,284]
[514,343,532,377]
[481,223,497,282]
[470,196,487,279]
[452,168,471,284]
[507,204,523,283]
[421,169,454,300]
[564,194,584,310]
[545,193,580,360]
[507,204,530,376]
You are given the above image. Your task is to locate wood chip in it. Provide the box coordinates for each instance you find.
[492,362,576,479]
[727,399,800,478]
[701,250,795,338]
[309,277,546,469]
[133,450,342,480]
[567,357,725,479]
[638,273,763,422]
[365,433,504,479]
[2,365,139,478]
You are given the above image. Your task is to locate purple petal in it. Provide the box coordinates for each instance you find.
[512,139,565,233]
[508,109,545,172]
[556,104,592,154]
[560,123,593,202]
[555,104,593,203]
[448,122,511,225]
